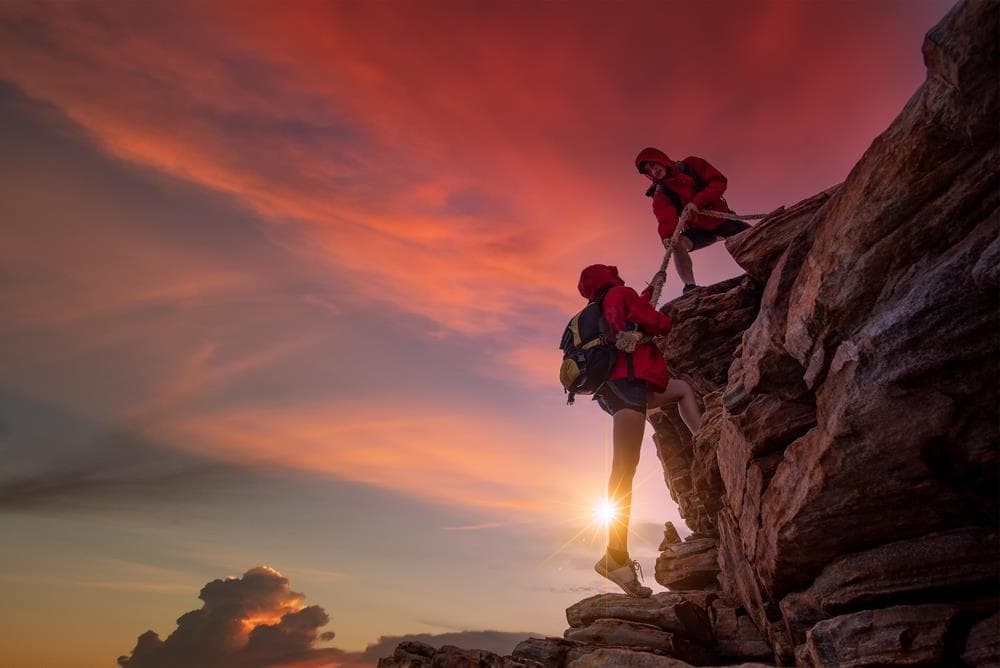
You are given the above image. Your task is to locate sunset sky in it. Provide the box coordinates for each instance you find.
[0,1,955,665]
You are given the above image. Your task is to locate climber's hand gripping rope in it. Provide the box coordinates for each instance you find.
[613,203,783,353]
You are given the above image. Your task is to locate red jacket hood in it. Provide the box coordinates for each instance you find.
[635,147,673,182]
[578,264,625,300]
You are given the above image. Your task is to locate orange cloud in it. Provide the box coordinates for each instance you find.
[160,400,598,515]
[1,0,945,351]
[0,2,662,340]
[116,566,343,668]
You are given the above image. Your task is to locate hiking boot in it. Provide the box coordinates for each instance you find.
[682,283,698,294]
[594,552,652,598]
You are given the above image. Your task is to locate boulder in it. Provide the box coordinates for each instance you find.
[710,600,773,662]
[378,640,437,667]
[564,619,715,665]
[661,276,763,397]
[655,537,720,591]
[780,527,1000,644]
[566,648,695,667]
[726,186,841,283]
[689,390,726,520]
[566,592,713,644]
[799,605,958,667]
[378,642,541,668]
[511,637,592,666]
[658,522,683,551]
[651,408,714,534]
[715,509,794,665]
[961,612,1000,666]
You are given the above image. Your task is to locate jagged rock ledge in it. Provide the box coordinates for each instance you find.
[651,0,998,664]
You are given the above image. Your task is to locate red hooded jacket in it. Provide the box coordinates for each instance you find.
[577,264,673,392]
[635,147,732,239]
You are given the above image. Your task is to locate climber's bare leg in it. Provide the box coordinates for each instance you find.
[673,236,696,286]
[648,379,702,434]
[607,408,644,555]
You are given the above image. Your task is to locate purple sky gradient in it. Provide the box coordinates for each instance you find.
[0,1,955,665]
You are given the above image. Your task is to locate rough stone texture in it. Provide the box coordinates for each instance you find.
[661,276,763,398]
[715,509,794,665]
[378,642,542,668]
[378,640,437,667]
[780,527,1000,644]
[681,5,999,666]
[711,600,773,662]
[659,522,683,551]
[689,390,727,520]
[961,612,1000,667]
[752,0,999,601]
[659,7,998,660]
[799,605,958,667]
[511,637,595,666]
[568,649,777,668]
[726,186,841,283]
[656,537,720,591]
[566,593,713,644]
[564,619,715,665]
[651,406,715,534]
[649,406,718,536]
[566,648,696,667]
[650,270,764,537]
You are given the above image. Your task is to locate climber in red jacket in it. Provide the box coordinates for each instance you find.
[636,147,749,294]
[577,264,702,597]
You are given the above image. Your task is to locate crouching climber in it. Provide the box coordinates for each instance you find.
[575,264,702,597]
[636,147,749,294]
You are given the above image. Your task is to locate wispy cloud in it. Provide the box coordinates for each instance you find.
[160,401,591,513]
[0,572,197,594]
[0,416,250,512]
[441,522,504,532]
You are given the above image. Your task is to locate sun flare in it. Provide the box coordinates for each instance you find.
[593,499,617,526]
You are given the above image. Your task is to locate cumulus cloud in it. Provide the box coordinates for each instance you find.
[116,566,545,667]
[117,566,343,668]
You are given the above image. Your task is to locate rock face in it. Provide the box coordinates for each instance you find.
[380,2,997,665]
[646,0,999,665]
[377,640,543,667]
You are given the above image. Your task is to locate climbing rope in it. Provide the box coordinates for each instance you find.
[687,208,779,222]
[614,203,783,353]
[646,204,783,307]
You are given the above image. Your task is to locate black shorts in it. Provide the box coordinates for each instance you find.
[595,378,650,416]
[682,219,751,251]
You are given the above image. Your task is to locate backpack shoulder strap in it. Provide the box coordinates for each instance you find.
[676,160,706,191]
[593,286,612,305]
[651,183,684,215]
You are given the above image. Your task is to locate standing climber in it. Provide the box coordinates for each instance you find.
[577,264,702,597]
[636,147,749,294]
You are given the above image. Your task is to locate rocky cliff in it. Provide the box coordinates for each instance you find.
[379,1,998,666]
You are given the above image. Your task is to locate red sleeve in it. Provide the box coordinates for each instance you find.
[623,287,672,335]
[652,191,679,239]
[685,156,728,208]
